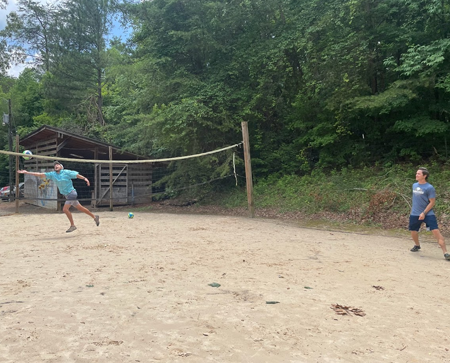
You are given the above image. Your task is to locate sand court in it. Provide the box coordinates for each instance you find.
[1,210,450,362]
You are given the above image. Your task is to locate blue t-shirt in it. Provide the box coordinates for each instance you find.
[45,169,79,196]
[411,182,435,216]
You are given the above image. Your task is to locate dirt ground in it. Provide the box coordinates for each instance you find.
[1,201,450,363]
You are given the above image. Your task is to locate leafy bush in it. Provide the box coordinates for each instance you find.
[207,164,450,228]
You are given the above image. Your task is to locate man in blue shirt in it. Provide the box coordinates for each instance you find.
[18,161,100,233]
[409,167,449,260]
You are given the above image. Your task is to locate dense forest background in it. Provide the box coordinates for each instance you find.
[0,0,449,215]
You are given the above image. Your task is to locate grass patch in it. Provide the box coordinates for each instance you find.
[199,163,450,231]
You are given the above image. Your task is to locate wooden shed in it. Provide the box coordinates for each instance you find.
[20,125,152,209]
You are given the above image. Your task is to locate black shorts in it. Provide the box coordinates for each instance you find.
[409,215,438,231]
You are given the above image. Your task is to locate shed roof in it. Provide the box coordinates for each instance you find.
[20,125,144,161]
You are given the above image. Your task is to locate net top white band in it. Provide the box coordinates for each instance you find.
[0,142,243,164]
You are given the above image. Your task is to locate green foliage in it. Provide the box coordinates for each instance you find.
[394,39,450,77]
[3,0,450,192]
[345,86,417,116]
[0,0,66,73]
[152,150,238,200]
[238,164,438,222]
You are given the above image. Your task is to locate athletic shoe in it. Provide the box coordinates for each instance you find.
[94,215,100,226]
[410,245,421,252]
[66,226,77,233]
[444,253,450,261]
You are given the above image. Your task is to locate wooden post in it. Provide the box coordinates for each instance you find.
[109,146,113,211]
[93,147,98,208]
[7,99,13,203]
[15,134,19,213]
[241,121,255,218]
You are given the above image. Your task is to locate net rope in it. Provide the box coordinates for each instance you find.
[0,142,244,206]
[0,142,242,163]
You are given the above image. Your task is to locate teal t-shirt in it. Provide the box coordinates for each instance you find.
[411,182,435,216]
[45,169,79,195]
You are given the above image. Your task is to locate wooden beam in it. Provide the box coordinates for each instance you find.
[15,134,19,213]
[99,164,127,203]
[93,147,98,208]
[241,121,255,218]
[56,138,68,153]
[109,146,113,211]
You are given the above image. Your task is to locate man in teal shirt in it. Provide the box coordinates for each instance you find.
[19,161,100,233]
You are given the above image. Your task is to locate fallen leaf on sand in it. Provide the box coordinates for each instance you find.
[331,304,366,317]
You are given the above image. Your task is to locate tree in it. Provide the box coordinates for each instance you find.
[112,0,242,157]
[42,0,121,128]
[1,0,59,72]
[9,68,44,133]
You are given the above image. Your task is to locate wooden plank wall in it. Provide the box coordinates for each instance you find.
[96,163,152,206]
[23,137,58,171]
[97,164,128,205]
[21,137,153,207]
[128,163,153,204]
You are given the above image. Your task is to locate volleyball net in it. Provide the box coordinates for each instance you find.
[0,142,244,209]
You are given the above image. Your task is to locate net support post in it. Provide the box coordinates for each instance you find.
[109,146,113,211]
[241,121,255,218]
[15,134,19,213]
[7,99,13,203]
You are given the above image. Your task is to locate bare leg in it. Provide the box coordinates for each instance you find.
[74,203,95,219]
[431,229,447,254]
[63,204,75,226]
[411,231,420,247]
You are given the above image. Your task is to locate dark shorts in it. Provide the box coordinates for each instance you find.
[64,190,80,206]
[409,214,439,231]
